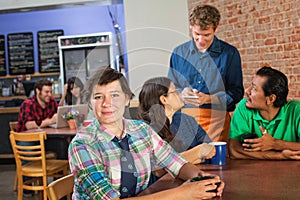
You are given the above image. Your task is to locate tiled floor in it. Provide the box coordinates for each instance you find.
[0,161,42,200]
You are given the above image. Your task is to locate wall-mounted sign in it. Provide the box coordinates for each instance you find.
[0,35,6,76]
[38,29,64,73]
[59,34,110,47]
[7,32,34,75]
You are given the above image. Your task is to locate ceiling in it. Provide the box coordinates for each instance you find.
[0,0,123,14]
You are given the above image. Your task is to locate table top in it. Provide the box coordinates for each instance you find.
[139,159,300,199]
[23,127,77,136]
[44,127,77,136]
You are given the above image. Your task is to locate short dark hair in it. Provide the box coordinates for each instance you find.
[189,4,221,30]
[81,67,134,105]
[256,66,288,107]
[34,79,52,95]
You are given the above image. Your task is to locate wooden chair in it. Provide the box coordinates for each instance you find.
[9,121,57,191]
[9,121,19,191]
[47,173,74,200]
[9,130,69,200]
[9,121,19,132]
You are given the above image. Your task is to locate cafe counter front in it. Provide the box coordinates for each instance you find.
[0,107,19,158]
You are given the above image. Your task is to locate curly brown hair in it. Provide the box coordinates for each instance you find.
[189,4,220,30]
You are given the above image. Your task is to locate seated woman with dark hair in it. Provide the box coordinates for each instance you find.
[138,77,215,166]
[59,76,84,106]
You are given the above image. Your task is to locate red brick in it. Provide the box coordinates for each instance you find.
[189,0,300,99]
[265,38,277,45]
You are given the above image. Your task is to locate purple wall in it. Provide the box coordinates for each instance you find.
[0,4,126,74]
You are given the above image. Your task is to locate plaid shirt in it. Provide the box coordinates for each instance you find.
[68,119,187,200]
[16,95,58,132]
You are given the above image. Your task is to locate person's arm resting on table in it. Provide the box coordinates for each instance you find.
[25,114,57,130]
[113,163,224,200]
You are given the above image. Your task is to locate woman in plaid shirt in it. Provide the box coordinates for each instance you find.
[68,67,224,199]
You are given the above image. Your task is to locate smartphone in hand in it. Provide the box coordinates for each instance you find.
[182,95,198,99]
[240,133,258,144]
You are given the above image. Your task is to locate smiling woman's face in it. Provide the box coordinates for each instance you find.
[90,80,129,128]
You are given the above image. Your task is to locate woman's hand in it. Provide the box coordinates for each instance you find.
[180,176,224,199]
[199,143,216,161]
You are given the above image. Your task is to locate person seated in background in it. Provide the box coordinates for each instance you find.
[15,78,59,196]
[138,77,215,166]
[59,76,95,121]
[68,67,224,199]
[229,66,300,160]
[59,76,84,106]
[16,78,57,132]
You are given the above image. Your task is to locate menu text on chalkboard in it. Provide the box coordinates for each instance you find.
[38,30,64,73]
[0,35,6,76]
[7,32,34,75]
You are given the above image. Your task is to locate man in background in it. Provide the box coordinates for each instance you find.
[168,4,244,142]
[16,78,68,160]
[17,78,57,132]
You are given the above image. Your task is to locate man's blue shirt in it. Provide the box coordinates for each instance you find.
[168,36,244,111]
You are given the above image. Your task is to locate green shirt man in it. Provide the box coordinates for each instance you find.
[230,98,300,142]
[229,67,300,160]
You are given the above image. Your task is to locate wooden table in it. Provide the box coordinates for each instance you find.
[23,127,77,159]
[39,127,77,136]
[139,159,300,199]
[22,127,77,136]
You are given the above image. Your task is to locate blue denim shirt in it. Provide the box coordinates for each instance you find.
[170,111,211,152]
[168,36,244,111]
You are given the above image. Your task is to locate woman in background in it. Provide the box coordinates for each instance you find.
[138,77,215,165]
[59,76,84,106]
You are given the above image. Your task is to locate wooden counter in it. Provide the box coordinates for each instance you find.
[0,107,20,114]
[0,109,19,157]
[0,93,61,102]
[129,99,139,108]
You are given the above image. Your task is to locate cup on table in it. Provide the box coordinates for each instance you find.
[209,142,227,165]
[83,120,92,127]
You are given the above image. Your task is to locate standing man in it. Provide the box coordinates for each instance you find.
[17,78,57,132]
[229,66,300,160]
[168,4,244,142]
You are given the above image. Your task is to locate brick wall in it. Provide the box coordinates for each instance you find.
[188,0,300,100]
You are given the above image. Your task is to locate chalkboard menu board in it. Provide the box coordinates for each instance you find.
[7,32,34,75]
[0,35,6,76]
[38,30,64,73]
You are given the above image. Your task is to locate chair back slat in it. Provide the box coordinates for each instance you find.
[9,121,19,131]
[47,174,74,200]
[11,131,47,165]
